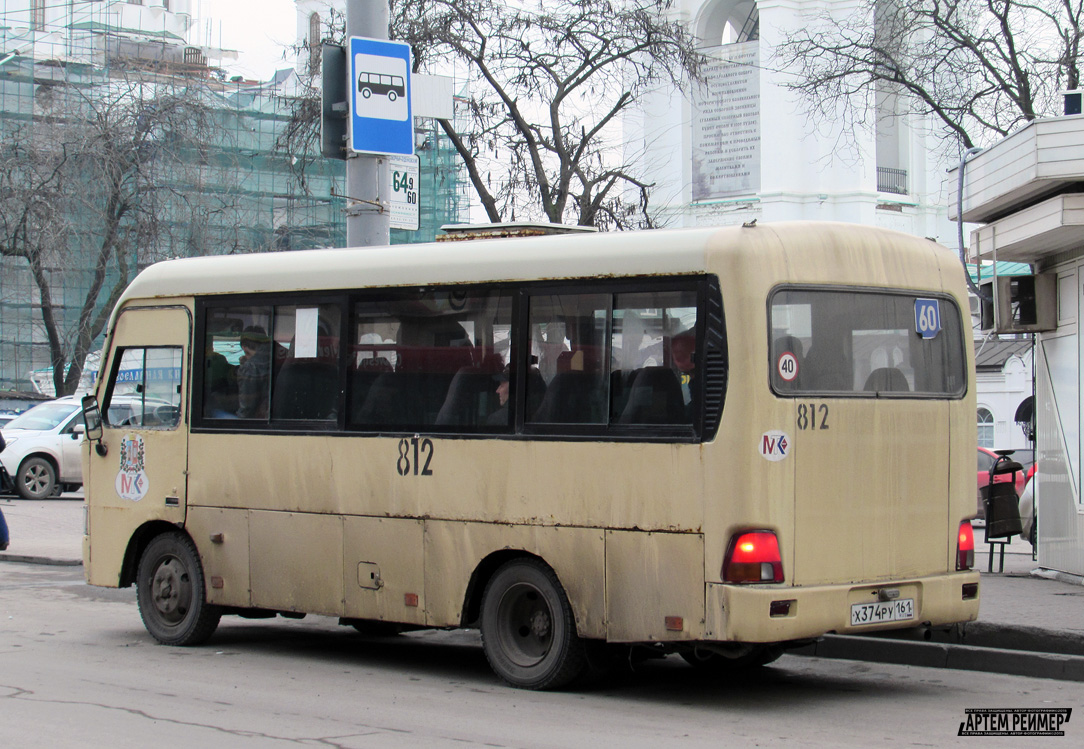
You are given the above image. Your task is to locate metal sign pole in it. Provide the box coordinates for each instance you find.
[346,0,390,247]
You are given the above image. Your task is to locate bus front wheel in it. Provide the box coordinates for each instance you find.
[137,532,221,646]
[480,558,587,690]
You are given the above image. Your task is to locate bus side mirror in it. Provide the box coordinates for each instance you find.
[81,395,107,456]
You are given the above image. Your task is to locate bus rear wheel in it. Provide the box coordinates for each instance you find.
[480,558,587,690]
[137,532,221,646]
[680,644,783,672]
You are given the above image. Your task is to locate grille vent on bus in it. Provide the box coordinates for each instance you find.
[701,277,727,441]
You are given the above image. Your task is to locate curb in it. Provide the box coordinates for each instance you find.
[791,634,1084,682]
[0,553,82,567]
[863,621,1084,658]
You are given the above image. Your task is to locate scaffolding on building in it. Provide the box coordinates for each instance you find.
[0,1,466,393]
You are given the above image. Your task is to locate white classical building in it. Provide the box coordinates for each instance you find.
[629,0,960,244]
[973,338,1033,451]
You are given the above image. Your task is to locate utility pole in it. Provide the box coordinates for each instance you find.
[346,0,390,247]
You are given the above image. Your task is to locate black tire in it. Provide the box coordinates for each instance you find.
[681,644,783,672]
[137,532,221,646]
[17,456,57,500]
[480,558,587,690]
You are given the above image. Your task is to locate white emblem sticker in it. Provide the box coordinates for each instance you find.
[760,430,790,462]
[115,432,149,501]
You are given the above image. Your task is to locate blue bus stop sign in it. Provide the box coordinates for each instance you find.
[348,36,414,156]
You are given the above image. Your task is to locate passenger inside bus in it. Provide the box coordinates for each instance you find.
[485,361,546,427]
[671,329,697,418]
[486,365,512,426]
[204,345,237,418]
[236,326,271,419]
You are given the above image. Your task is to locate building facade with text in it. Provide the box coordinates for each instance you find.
[630,0,959,244]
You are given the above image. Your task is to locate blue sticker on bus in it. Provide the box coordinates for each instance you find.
[915,298,941,339]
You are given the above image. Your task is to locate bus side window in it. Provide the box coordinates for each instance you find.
[203,306,272,421]
[104,347,182,429]
[526,293,609,424]
[612,290,698,426]
[350,290,511,430]
[270,305,341,421]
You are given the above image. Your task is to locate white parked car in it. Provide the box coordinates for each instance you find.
[0,395,171,500]
[0,397,85,499]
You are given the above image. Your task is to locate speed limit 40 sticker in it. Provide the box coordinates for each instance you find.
[777,351,799,382]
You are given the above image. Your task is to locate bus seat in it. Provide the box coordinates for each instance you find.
[530,371,603,424]
[272,360,339,420]
[608,368,637,421]
[348,366,388,423]
[864,367,910,393]
[525,368,547,417]
[801,346,849,391]
[355,371,454,426]
[435,367,496,426]
[773,335,804,359]
[618,367,685,424]
[354,372,422,425]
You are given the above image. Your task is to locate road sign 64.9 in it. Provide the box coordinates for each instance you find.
[393,170,417,204]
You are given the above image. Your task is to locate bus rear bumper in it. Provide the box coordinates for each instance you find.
[706,571,981,644]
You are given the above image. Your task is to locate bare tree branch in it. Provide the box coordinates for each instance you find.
[0,71,244,395]
[776,0,1083,151]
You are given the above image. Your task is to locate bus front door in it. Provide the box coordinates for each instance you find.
[83,305,191,587]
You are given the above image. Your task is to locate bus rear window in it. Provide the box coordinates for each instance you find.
[769,288,966,397]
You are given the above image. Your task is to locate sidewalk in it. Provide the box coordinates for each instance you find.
[796,532,1084,682]
[0,495,84,566]
[2,497,1083,680]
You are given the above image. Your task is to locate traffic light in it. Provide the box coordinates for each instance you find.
[321,43,348,160]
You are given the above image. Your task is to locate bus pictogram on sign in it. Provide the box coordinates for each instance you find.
[358,71,406,101]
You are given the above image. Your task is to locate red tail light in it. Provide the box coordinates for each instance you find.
[957,521,975,570]
[724,530,784,583]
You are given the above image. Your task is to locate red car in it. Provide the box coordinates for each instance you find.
[976,446,1025,519]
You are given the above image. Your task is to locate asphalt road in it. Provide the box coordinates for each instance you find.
[0,562,1079,748]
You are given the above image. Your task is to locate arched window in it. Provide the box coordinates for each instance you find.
[1015,396,1035,442]
[309,13,321,74]
[977,407,994,448]
[698,0,759,46]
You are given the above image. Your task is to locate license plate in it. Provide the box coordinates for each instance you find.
[850,598,915,626]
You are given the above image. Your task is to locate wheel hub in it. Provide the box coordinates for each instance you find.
[151,558,190,623]
[529,610,551,640]
[23,465,50,495]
